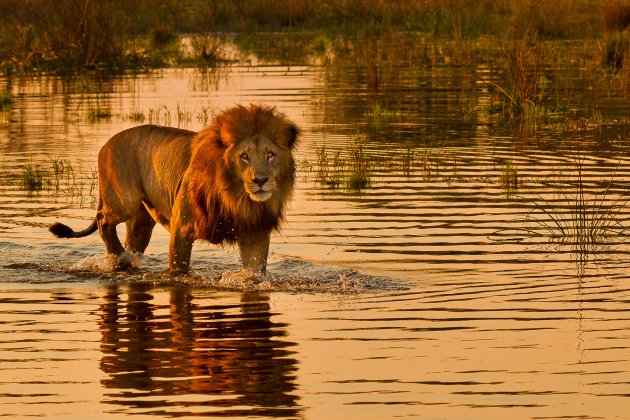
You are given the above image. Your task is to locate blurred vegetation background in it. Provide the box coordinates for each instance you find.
[0,0,629,73]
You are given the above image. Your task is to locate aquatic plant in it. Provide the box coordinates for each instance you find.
[86,106,113,122]
[601,32,629,74]
[126,110,146,123]
[196,106,213,126]
[498,159,519,195]
[497,37,551,118]
[468,35,566,122]
[176,103,193,125]
[400,146,414,177]
[524,154,629,243]
[315,145,343,189]
[148,105,172,125]
[364,101,400,121]
[189,34,223,64]
[0,91,12,110]
[20,164,45,191]
[346,134,371,190]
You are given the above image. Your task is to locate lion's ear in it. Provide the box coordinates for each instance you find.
[218,123,235,147]
[287,124,299,150]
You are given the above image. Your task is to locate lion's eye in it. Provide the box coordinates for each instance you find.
[240,153,249,162]
[267,151,275,160]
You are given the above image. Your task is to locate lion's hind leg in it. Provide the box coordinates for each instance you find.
[96,206,129,270]
[125,204,157,254]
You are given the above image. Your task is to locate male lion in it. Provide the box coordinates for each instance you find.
[49,104,299,274]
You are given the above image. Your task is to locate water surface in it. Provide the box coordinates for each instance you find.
[2,41,630,418]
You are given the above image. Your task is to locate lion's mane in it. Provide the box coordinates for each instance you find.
[187,105,299,244]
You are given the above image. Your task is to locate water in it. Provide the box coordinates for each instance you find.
[2,39,630,418]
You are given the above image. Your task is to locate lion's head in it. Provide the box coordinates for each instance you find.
[188,105,299,243]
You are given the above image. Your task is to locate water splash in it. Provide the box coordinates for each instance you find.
[69,251,143,272]
[209,259,405,292]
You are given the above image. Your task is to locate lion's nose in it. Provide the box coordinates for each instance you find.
[253,177,269,187]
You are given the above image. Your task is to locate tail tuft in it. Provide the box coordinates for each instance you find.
[49,222,76,238]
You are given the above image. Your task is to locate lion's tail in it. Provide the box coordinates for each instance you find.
[49,219,98,238]
[49,198,101,239]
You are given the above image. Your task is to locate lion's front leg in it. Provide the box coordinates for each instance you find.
[237,229,271,274]
[168,231,193,274]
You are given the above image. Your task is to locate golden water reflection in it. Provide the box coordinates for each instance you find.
[99,285,300,417]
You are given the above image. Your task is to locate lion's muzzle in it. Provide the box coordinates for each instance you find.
[245,176,275,202]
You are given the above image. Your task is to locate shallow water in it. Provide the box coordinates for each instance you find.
[2,41,630,418]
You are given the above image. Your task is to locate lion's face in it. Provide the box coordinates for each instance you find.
[232,135,285,203]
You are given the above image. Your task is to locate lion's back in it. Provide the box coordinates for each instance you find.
[98,125,198,214]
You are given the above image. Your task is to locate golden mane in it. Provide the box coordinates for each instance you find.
[187,105,299,244]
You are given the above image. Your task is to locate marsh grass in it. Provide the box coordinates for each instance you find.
[86,105,113,122]
[0,91,12,110]
[472,36,564,121]
[364,101,400,121]
[601,32,629,74]
[498,160,519,195]
[522,153,629,244]
[346,134,371,190]
[4,156,99,206]
[148,105,172,125]
[19,164,44,191]
[401,146,414,177]
[176,103,194,125]
[109,104,216,127]
[315,145,343,188]
[189,34,224,65]
[125,110,146,123]
[311,134,373,191]
[1,0,628,75]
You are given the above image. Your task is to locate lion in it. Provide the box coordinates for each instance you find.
[49,104,299,274]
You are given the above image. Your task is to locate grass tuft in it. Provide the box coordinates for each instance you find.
[0,91,12,110]
[524,152,629,244]
[498,160,519,195]
[86,106,113,122]
[20,164,44,191]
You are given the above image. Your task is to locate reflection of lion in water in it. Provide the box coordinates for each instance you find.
[49,104,300,274]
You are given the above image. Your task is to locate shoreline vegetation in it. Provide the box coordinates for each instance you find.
[0,0,629,75]
[2,0,630,245]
